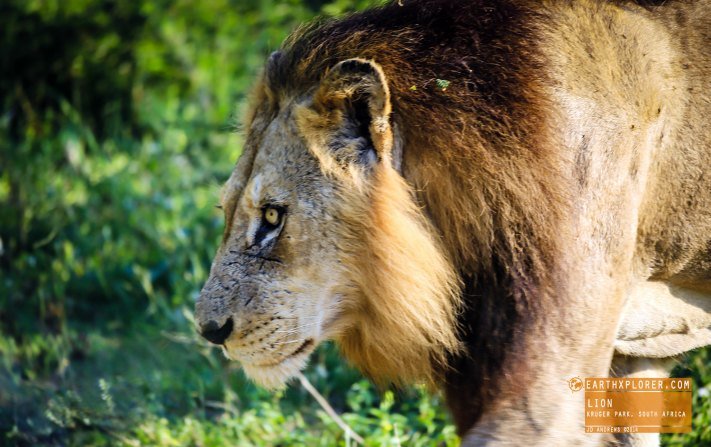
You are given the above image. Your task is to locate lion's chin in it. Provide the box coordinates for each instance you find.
[224,339,315,390]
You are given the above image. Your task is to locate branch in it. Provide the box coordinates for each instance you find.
[296,372,365,445]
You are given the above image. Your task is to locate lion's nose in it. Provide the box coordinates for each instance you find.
[199,318,234,345]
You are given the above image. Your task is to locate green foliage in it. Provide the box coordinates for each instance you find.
[662,349,711,446]
[0,1,707,446]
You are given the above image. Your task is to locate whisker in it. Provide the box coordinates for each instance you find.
[274,322,319,333]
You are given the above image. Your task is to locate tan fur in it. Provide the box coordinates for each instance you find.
[333,164,462,386]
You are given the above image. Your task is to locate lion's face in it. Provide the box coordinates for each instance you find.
[195,103,352,388]
[195,58,461,389]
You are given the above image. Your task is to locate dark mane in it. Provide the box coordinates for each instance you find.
[270,0,574,432]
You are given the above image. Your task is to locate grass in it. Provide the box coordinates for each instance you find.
[0,311,458,447]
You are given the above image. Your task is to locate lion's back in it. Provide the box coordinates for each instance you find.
[541,0,711,283]
[635,1,711,282]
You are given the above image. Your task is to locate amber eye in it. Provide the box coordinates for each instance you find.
[263,206,281,226]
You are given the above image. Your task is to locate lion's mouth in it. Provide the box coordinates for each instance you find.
[289,338,314,357]
[248,338,314,368]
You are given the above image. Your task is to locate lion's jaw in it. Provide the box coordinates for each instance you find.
[229,340,313,389]
[227,276,353,389]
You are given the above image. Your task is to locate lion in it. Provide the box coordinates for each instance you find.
[194,0,711,445]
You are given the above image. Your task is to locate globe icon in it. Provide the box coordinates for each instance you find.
[569,377,583,392]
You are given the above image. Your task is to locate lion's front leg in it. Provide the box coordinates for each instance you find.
[453,236,635,446]
[453,292,625,445]
[458,325,620,447]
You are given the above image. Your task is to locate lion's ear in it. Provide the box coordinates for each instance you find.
[300,58,394,177]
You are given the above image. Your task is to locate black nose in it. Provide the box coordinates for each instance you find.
[199,318,233,345]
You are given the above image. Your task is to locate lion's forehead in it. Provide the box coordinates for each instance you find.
[218,111,343,252]
[253,112,321,182]
[241,113,338,210]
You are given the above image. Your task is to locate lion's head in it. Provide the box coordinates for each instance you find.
[195,55,461,389]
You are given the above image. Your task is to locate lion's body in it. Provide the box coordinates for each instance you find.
[195,1,711,445]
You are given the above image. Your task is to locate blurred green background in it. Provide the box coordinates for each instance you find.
[0,0,708,446]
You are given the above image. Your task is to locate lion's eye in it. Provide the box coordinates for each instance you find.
[263,206,282,227]
[251,205,286,249]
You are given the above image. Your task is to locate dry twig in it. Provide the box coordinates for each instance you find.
[296,372,365,445]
